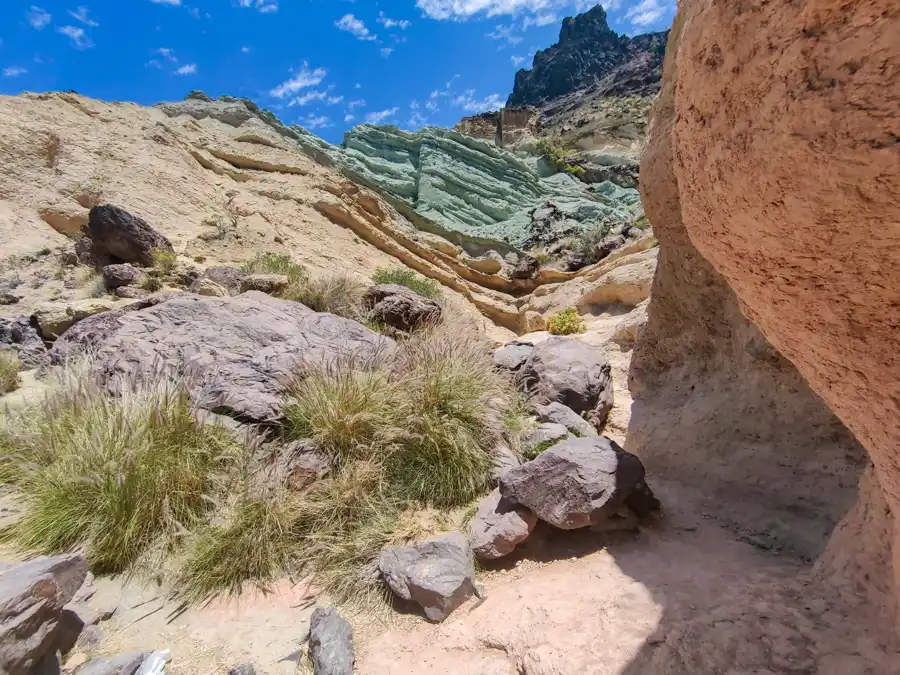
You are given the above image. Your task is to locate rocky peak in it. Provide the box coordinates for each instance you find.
[507,4,668,107]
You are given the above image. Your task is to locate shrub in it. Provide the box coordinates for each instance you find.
[151,249,178,275]
[535,139,585,178]
[0,351,20,394]
[1,371,243,573]
[285,274,366,319]
[528,249,552,266]
[242,252,307,284]
[547,307,586,335]
[372,267,441,300]
[140,275,163,292]
[564,221,616,266]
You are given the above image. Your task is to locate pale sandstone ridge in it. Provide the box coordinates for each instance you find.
[635,0,899,624]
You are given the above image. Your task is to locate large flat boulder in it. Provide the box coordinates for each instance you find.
[499,436,657,529]
[49,292,393,423]
[0,554,88,675]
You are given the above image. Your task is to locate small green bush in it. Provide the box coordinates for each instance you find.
[547,307,586,335]
[372,267,441,300]
[151,249,178,275]
[242,252,308,284]
[535,139,585,178]
[0,351,20,394]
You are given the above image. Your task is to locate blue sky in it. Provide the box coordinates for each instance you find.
[0,0,675,143]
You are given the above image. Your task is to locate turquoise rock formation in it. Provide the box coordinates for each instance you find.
[292,124,641,251]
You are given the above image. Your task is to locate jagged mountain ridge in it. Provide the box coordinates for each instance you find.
[507,4,668,108]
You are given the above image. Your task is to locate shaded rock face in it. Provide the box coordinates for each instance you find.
[0,315,46,367]
[499,436,655,529]
[308,608,354,675]
[75,652,147,675]
[49,292,393,423]
[534,401,598,437]
[507,5,667,107]
[363,284,441,332]
[378,532,477,622]
[201,266,245,293]
[468,488,537,560]
[101,264,145,289]
[239,273,288,295]
[0,554,88,675]
[631,0,873,594]
[85,205,173,266]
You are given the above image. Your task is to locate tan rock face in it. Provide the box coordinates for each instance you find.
[637,0,899,619]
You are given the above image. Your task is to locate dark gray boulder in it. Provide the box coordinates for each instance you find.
[86,205,173,266]
[517,336,613,427]
[200,266,245,293]
[521,422,570,459]
[363,284,441,332]
[52,292,393,423]
[378,532,477,622]
[308,607,354,675]
[468,489,537,560]
[489,442,521,483]
[510,255,540,280]
[101,264,146,289]
[226,665,256,675]
[0,554,88,675]
[499,436,657,529]
[492,341,534,371]
[0,315,46,367]
[534,401,598,437]
[75,652,147,675]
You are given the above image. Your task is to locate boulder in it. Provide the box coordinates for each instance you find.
[50,292,393,423]
[499,436,657,529]
[239,273,289,295]
[521,310,546,333]
[75,652,147,675]
[33,298,120,340]
[534,401,598,437]
[522,422,570,458]
[378,532,477,622]
[492,341,534,372]
[115,286,150,299]
[190,277,229,297]
[0,554,88,675]
[201,266,245,293]
[74,237,94,266]
[85,205,173,266]
[308,607,354,675]
[101,264,145,290]
[363,284,441,332]
[0,315,46,367]
[517,336,613,426]
[468,489,537,560]
[0,292,22,306]
[510,255,540,280]
[489,442,521,483]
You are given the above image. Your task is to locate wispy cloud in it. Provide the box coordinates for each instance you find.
[511,55,526,67]
[238,0,278,13]
[344,113,355,123]
[335,14,377,41]
[270,63,328,98]
[522,12,558,28]
[347,99,366,110]
[301,115,331,130]
[176,63,197,75]
[290,90,326,106]
[417,0,596,21]
[156,47,177,62]
[241,46,250,53]
[407,111,427,130]
[27,6,52,29]
[3,66,28,78]
[453,90,504,113]
[57,25,94,49]
[327,95,344,105]
[486,24,522,45]
[366,107,399,124]
[380,47,394,58]
[68,6,99,27]
[377,11,411,29]
[625,0,665,26]
[149,0,181,5]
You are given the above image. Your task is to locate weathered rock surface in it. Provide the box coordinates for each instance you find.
[492,341,533,371]
[101,264,145,289]
[85,205,173,266]
[507,5,667,107]
[0,315,46,367]
[379,532,477,622]
[190,277,229,297]
[75,652,147,675]
[363,283,441,332]
[489,442,521,483]
[200,266,245,293]
[226,665,256,675]
[0,554,88,675]
[239,273,288,295]
[500,436,655,529]
[51,292,393,422]
[521,422,570,457]
[468,489,537,560]
[517,336,613,427]
[534,401,597,437]
[308,607,354,675]
[33,297,121,339]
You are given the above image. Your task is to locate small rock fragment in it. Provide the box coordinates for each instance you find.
[468,489,537,560]
[239,273,289,295]
[534,401,598,437]
[308,607,354,675]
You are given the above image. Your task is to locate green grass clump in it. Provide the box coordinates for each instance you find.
[1,370,242,573]
[372,267,442,300]
[535,139,585,178]
[242,252,308,284]
[547,307,586,335]
[151,249,178,275]
[0,351,20,394]
[140,275,163,292]
[285,274,365,319]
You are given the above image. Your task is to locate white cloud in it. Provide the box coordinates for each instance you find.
[188,6,200,18]
[522,12,557,28]
[291,90,326,106]
[407,111,427,130]
[377,11,411,29]
[327,95,344,105]
[410,100,420,110]
[156,47,177,62]
[354,82,361,89]
[453,90,504,113]
[146,59,162,68]
[149,0,181,5]
[241,46,250,53]
[380,47,394,58]
[175,63,197,75]
[366,107,399,124]
[238,0,277,11]
[335,14,376,41]
[57,25,94,49]
[344,113,355,122]
[270,63,328,98]
[511,54,526,66]
[417,0,600,21]
[486,24,522,45]
[625,0,665,25]
[3,66,28,77]
[426,99,439,112]
[27,6,52,29]
[68,6,99,26]
[347,99,366,110]
[302,115,331,130]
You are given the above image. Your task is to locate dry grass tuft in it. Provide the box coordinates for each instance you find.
[0,351,20,394]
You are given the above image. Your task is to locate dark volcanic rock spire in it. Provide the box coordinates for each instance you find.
[507,4,668,107]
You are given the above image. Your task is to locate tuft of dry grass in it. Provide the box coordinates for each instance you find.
[372,267,441,300]
[151,249,178,275]
[0,351,20,394]
[285,273,366,319]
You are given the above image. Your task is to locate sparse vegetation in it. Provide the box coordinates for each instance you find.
[285,273,366,319]
[0,351,20,394]
[151,249,178,275]
[372,267,442,300]
[547,307,586,335]
[535,138,585,178]
[564,220,616,266]
[140,275,163,292]
[528,248,552,265]
[242,252,309,301]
